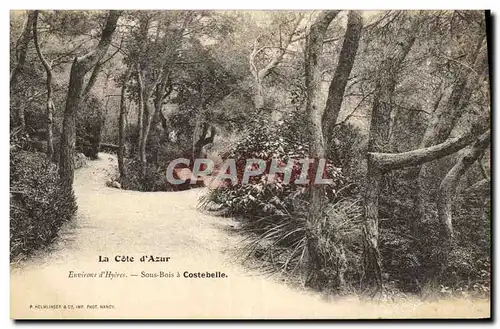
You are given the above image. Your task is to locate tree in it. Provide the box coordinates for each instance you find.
[362,17,418,293]
[59,10,121,187]
[128,11,194,174]
[303,10,340,288]
[193,123,216,159]
[11,10,36,130]
[363,109,489,292]
[249,13,302,111]
[300,10,364,291]
[32,10,55,159]
[412,16,489,236]
[437,130,490,247]
[322,11,363,145]
[118,70,131,179]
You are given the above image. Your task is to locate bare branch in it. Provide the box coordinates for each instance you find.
[370,115,490,171]
[334,91,373,127]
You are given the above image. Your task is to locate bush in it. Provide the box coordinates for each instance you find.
[435,184,491,296]
[118,157,189,192]
[200,112,346,217]
[377,167,491,295]
[199,112,362,291]
[120,123,206,192]
[10,150,77,261]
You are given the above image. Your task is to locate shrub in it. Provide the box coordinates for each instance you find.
[10,150,77,261]
[435,184,491,296]
[118,157,188,192]
[199,112,346,217]
[199,112,362,291]
[377,166,491,295]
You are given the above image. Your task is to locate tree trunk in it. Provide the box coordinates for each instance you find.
[151,69,171,128]
[362,25,417,294]
[59,11,121,187]
[134,15,149,157]
[82,61,103,99]
[363,160,383,294]
[364,116,489,280]
[32,10,55,159]
[303,10,340,289]
[193,123,216,160]
[135,13,191,173]
[89,72,111,159]
[136,68,144,158]
[254,81,265,110]
[408,90,443,234]
[322,11,363,145]
[139,91,151,176]
[118,70,131,179]
[10,10,35,85]
[414,36,488,233]
[437,130,490,246]
[250,15,302,111]
[11,10,37,130]
[420,38,486,150]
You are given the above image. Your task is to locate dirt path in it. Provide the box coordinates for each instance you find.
[10,154,490,319]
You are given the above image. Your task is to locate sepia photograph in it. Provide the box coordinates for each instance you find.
[9,9,491,319]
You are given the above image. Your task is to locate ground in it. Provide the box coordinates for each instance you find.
[10,154,490,319]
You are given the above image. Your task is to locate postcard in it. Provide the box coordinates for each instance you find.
[10,9,491,319]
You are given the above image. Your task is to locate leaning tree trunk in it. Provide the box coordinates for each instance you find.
[322,11,363,145]
[59,11,121,187]
[10,10,36,85]
[32,10,55,159]
[368,114,489,170]
[11,10,37,130]
[413,36,488,235]
[88,72,112,160]
[249,15,302,112]
[118,70,131,179]
[136,13,191,174]
[363,114,489,293]
[437,130,491,249]
[139,67,169,175]
[303,10,340,289]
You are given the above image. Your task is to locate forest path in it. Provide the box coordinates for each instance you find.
[11,154,489,319]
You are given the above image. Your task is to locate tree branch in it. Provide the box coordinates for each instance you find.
[369,115,490,171]
[257,16,303,81]
[10,10,36,85]
[75,11,122,73]
[82,35,123,98]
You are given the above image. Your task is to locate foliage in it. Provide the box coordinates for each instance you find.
[76,96,104,159]
[10,150,77,261]
[118,155,194,192]
[8,9,491,299]
[200,111,346,213]
[199,111,364,289]
[378,168,491,295]
[438,184,491,296]
[118,158,168,192]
